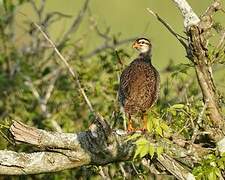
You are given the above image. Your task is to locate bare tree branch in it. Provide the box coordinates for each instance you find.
[157,154,195,180]
[147,0,224,138]
[171,0,200,28]
[168,0,225,134]
[58,0,90,46]
[24,75,62,132]
[146,8,188,50]
[0,118,209,178]
[34,23,94,113]
[80,37,137,61]
[0,150,89,175]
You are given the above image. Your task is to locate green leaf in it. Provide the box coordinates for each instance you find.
[217,159,224,170]
[168,108,176,116]
[208,171,217,180]
[160,122,169,131]
[149,144,155,158]
[153,117,160,126]
[147,120,153,132]
[125,133,141,142]
[134,142,149,159]
[206,154,216,161]
[136,138,149,146]
[156,146,164,157]
[134,146,142,159]
[156,126,163,137]
[221,152,225,157]
[214,167,221,177]
[140,144,149,158]
[171,104,185,109]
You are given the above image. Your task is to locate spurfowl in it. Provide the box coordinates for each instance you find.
[118,38,160,131]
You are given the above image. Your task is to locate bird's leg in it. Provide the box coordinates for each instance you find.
[141,112,148,132]
[127,114,134,132]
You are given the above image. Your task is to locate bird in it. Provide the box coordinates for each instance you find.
[118,38,160,132]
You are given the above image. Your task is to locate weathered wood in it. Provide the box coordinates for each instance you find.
[171,0,224,136]
[0,116,210,178]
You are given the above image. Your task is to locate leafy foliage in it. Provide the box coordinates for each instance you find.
[134,137,164,159]
[193,153,225,180]
[0,0,225,179]
[133,114,169,160]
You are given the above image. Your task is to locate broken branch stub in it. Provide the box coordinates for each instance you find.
[171,0,224,132]
[172,0,200,28]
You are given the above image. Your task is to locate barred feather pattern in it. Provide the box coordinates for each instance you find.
[118,55,160,115]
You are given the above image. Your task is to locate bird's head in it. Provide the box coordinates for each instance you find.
[132,38,152,54]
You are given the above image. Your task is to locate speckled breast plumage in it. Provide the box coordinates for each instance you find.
[118,55,160,115]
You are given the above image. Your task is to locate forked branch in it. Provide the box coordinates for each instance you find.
[0,118,209,179]
[147,0,224,135]
[34,23,94,113]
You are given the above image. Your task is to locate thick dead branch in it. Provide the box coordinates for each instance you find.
[167,0,225,136]
[171,0,200,28]
[157,154,195,180]
[0,150,89,175]
[148,0,224,132]
[0,117,210,178]
[0,117,132,175]
[187,24,224,130]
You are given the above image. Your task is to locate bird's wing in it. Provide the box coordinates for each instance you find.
[118,64,133,106]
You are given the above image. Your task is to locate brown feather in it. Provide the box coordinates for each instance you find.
[118,54,160,115]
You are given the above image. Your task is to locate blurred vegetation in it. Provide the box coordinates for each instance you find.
[0,0,225,179]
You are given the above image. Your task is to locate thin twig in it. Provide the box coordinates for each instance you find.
[24,79,40,100]
[34,23,94,113]
[81,37,136,61]
[131,162,144,180]
[40,0,90,68]
[25,77,63,132]
[34,67,62,85]
[43,76,57,104]
[115,50,124,66]
[201,0,222,19]
[147,8,188,50]
[30,0,46,22]
[119,163,127,178]
[59,0,90,46]
[217,32,225,48]
[99,166,110,180]
[0,129,15,145]
[212,31,225,63]
[88,9,111,41]
[24,78,50,117]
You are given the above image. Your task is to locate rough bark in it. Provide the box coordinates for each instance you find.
[0,151,89,175]
[188,25,224,132]
[0,117,134,175]
[0,1,224,179]
[0,116,209,179]
[172,0,200,28]
[171,0,224,136]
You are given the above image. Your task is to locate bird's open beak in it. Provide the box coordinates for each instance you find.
[132,42,140,49]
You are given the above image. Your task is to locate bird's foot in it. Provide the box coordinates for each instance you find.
[127,126,135,132]
[127,128,147,133]
[136,128,147,133]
